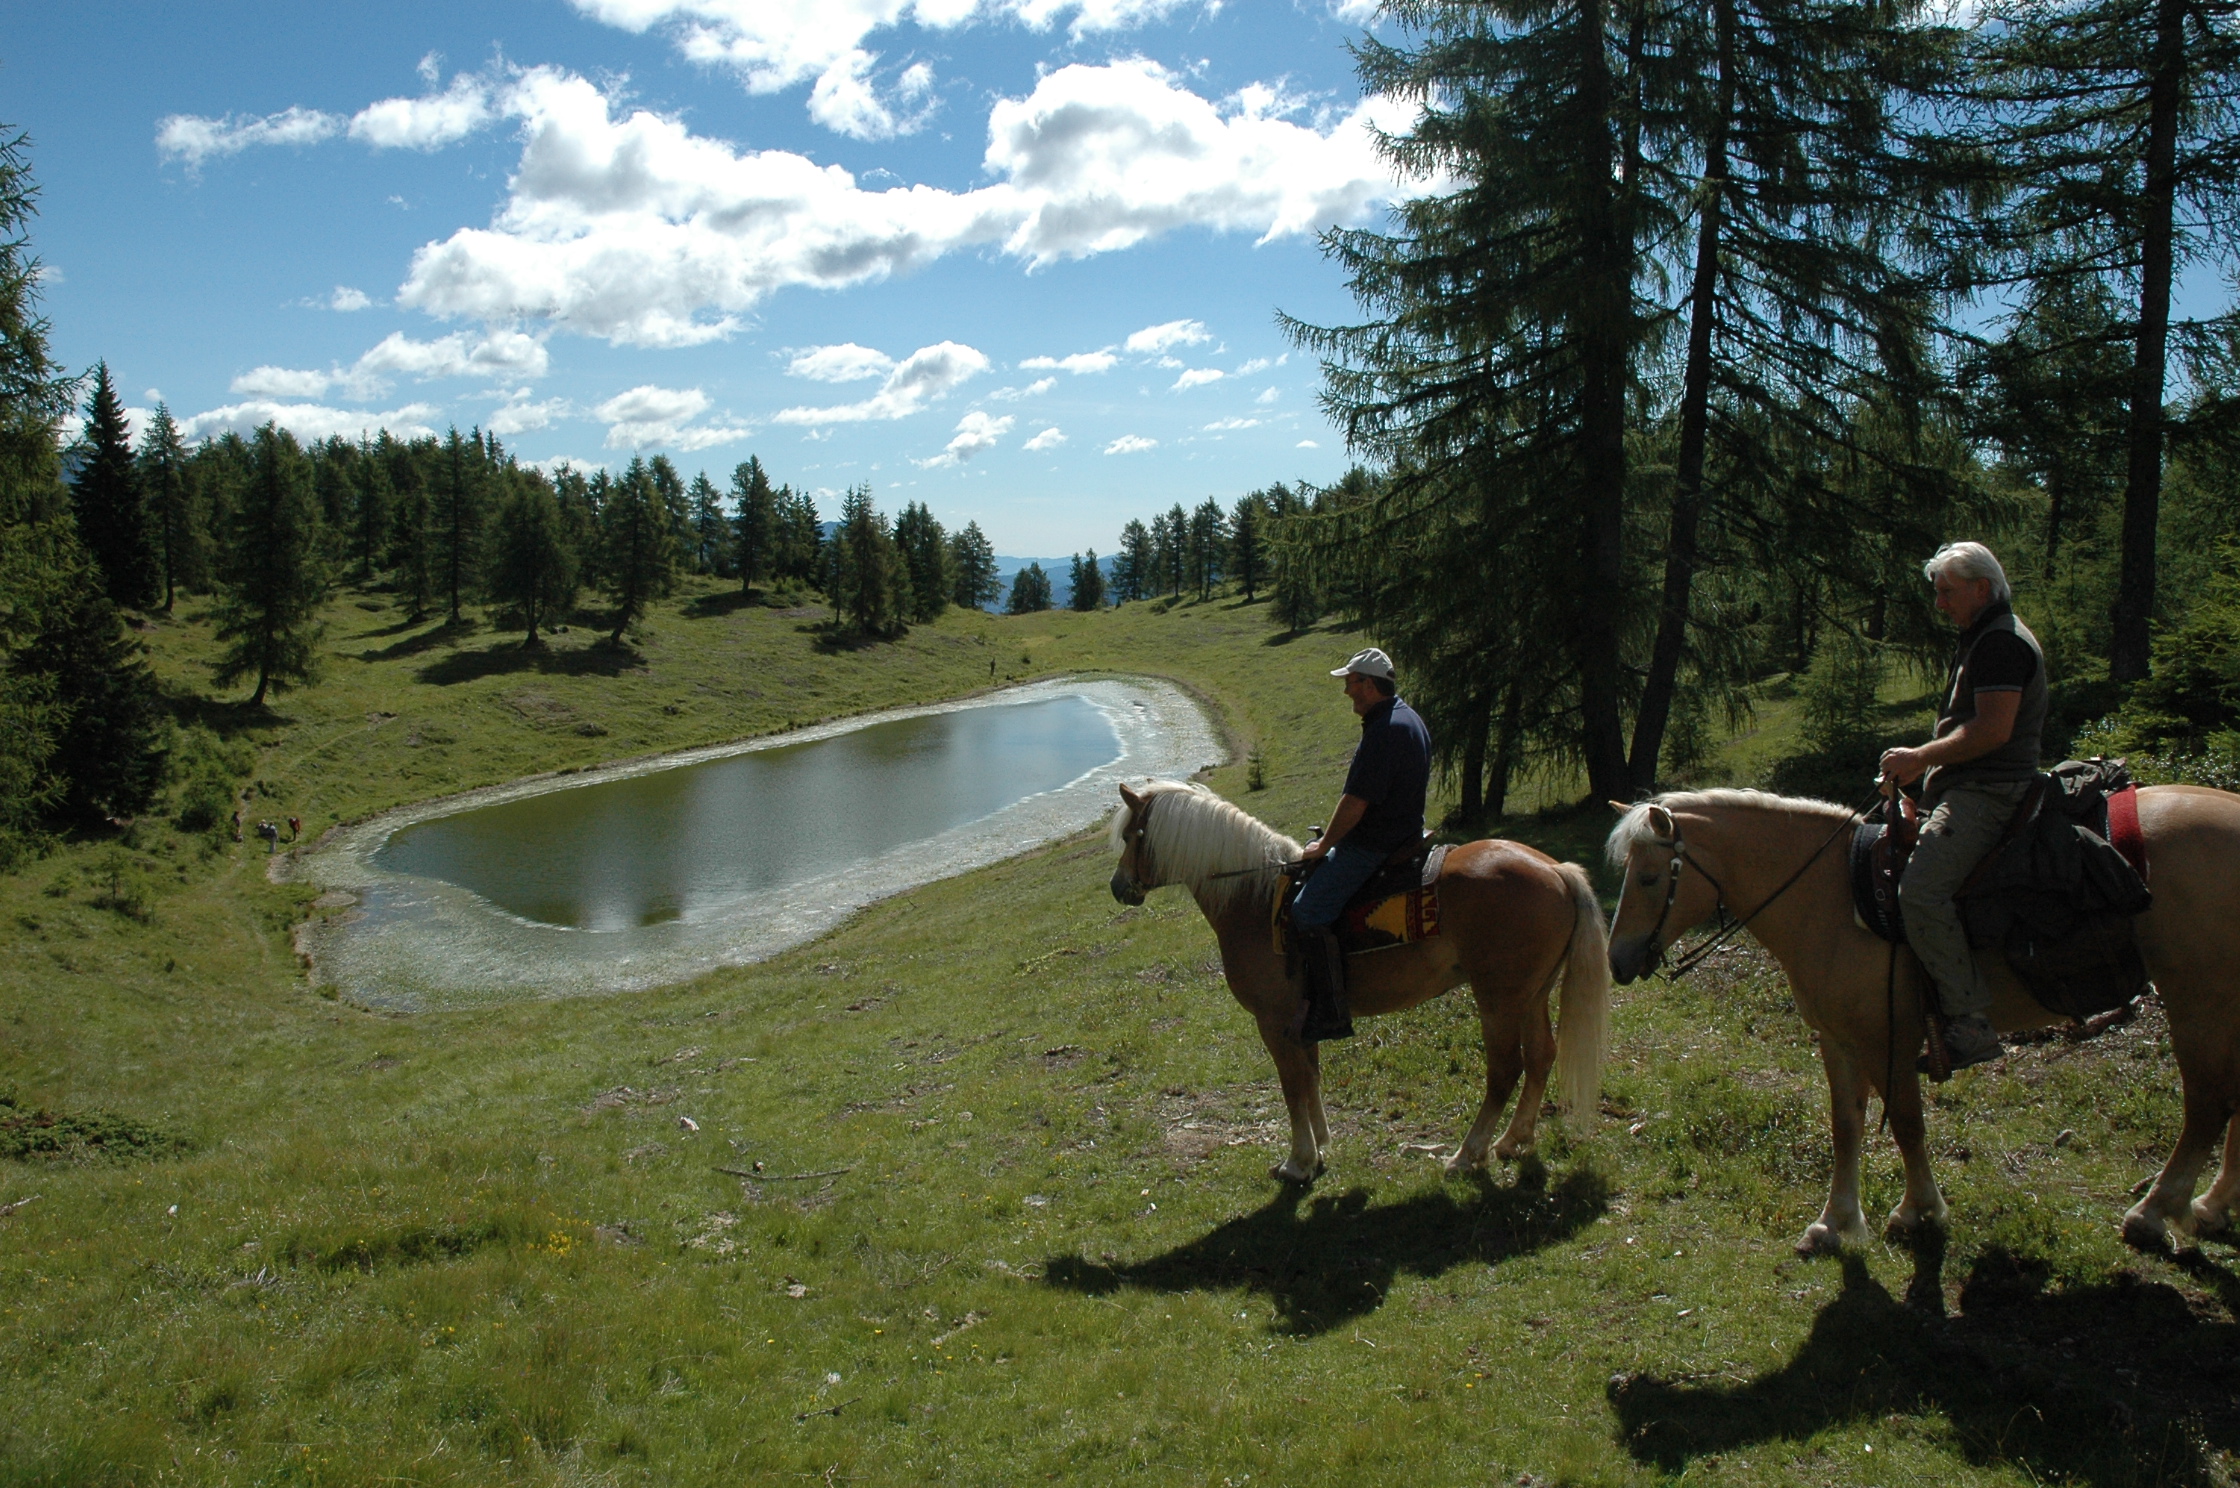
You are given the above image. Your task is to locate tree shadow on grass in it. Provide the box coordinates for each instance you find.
[1041,1161,1608,1336]
[682,588,759,619]
[355,617,476,663]
[413,640,644,686]
[1608,1239,2240,1488]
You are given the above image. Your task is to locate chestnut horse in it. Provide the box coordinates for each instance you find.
[1605,786,2240,1254]
[1107,780,1610,1181]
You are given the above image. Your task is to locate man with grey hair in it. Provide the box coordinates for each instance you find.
[1878,541,2048,1073]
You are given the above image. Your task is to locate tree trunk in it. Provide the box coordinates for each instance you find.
[1628,0,1732,798]
[1457,698,1490,821]
[1574,0,1634,804]
[2111,0,2184,683]
[1487,681,1526,820]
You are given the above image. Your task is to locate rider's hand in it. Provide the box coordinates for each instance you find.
[1878,745,1925,789]
[1300,837,1329,862]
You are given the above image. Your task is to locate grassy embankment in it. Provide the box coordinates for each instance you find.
[2,581,2234,1486]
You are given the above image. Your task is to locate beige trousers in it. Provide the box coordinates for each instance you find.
[1899,780,2032,1018]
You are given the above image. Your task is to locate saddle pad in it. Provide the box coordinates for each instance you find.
[2106,784,2148,882]
[1342,883,1442,951]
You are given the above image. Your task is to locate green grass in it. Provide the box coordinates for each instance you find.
[2,581,2234,1486]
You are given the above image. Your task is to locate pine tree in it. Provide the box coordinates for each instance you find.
[19,583,168,820]
[431,427,486,623]
[352,443,393,584]
[688,471,729,575]
[1006,561,1053,614]
[1159,504,1188,598]
[600,457,679,643]
[135,403,195,612]
[893,501,952,623]
[213,424,327,706]
[71,362,157,607]
[772,485,825,585]
[730,456,776,593]
[489,474,578,648]
[1963,0,2240,682]
[1069,550,1106,610]
[828,484,910,637]
[1113,519,1155,603]
[1188,498,1228,600]
[1229,493,1266,601]
[949,520,1000,609]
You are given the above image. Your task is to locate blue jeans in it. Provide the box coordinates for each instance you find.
[1290,840,1388,929]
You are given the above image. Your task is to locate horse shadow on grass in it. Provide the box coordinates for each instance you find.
[1609,1237,2240,1488]
[414,640,644,686]
[1041,1161,1608,1336]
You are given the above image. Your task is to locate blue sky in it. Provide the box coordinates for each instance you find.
[7,0,1402,554]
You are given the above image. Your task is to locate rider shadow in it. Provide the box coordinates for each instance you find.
[1608,1245,2240,1487]
[1040,1162,1609,1336]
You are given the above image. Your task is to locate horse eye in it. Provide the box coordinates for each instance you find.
[1637,873,1660,888]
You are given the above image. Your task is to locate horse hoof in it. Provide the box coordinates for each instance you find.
[1271,1159,1323,1184]
[2120,1208,2171,1252]
[1883,1205,1947,1240]
[1493,1139,1530,1162]
[1795,1222,1857,1258]
[2192,1199,2231,1236]
[1443,1151,1483,1177]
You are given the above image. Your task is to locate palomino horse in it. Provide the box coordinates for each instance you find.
[1107,780,1610,1181]
[1605,786,2240,1254]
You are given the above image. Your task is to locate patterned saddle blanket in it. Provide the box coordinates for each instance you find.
[1275,839,1450,955]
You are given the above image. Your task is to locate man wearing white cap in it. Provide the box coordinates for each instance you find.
[1288,646,1433,1041]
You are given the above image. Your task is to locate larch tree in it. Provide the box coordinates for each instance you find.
[730,455,775,593]
[135,402,195,612]
[1069,550,1106,610]
[1113,518,1155,603]
[894,500,952,622]
[489,474,578,648]
[687,471,729,575]
[1229,492,1266,600]
[71,362,157,608]
[600,457,679,644]
[213,423,327,707]
[432,427,486,623]
[949,520,1000,609]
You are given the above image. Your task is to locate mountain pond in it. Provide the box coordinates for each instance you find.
[291,677,1221,1010]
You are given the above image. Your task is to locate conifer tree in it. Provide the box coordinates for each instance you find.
[772,484,824,585]
[1112,519,1154,603]
[1160,503,1188,598]
[1229,492,1266,600]
[1188,498,1228,600]
[135,402,195,611]
[688,471,728,575]
[1069,550,1106,611]
[1006,561,1053,614]
[213,424,327,706]
[730,456,775,593]
[431,427,485,623]
[353,445,393,583]
[949,520,1000,609]
[489,474,578,648]
[71,362,157,607]
[893,500,952,623]
[600,457,679,643]
[829,484,910,637]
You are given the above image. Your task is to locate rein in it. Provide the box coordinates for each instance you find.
[1651,783,1887,981]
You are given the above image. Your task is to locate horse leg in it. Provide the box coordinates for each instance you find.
[1305,1039,1331,1155]
[1879,1066,1948,1237]
[2124,1081,2235,1249]
[1256,1022,1325,1182]
[1447,993,1525,1175]
[1799,1047,1873,1256]
[2191,1114,2240,1237]
[1492,992,1557,1162]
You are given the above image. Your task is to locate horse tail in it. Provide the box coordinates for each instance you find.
[1551,860,1611,1119]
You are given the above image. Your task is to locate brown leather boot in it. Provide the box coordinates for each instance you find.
[1297,925,1354,1042]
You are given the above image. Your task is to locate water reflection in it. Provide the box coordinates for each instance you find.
[375,696,1121,930]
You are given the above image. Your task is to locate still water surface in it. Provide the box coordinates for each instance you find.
[375,695,1120,931]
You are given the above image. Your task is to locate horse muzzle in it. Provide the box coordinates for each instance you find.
[1608,932,1662,986]
[1109,870,1146,906]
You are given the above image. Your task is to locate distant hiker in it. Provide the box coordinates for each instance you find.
[288,815,301,842]
[989,659,996,679]
[256,820,279,853]
[1288,647,1431,1041]
[1878,542,2048,1074]
[231,809,242,842]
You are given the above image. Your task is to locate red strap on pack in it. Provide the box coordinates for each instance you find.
[2106,784,2149,882]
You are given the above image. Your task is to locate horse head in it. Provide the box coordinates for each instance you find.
[1604,799,1720,985]
[1108,784,1152,905]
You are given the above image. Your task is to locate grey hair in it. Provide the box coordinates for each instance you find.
[1923,541,2010,603]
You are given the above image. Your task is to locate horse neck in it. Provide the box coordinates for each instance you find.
[1687,801,1853,967]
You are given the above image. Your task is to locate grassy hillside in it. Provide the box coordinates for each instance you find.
[1,581,2231,1486]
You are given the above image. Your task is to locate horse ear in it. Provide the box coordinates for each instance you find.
[1607,799,1631,815]
[1119,783,1143,808]
[1648,805,1675,837]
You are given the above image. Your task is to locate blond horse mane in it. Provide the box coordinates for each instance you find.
[1605,787,1854,869]
[1107,779,1300,912]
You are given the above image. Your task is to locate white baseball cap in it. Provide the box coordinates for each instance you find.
[1331,647,1395,680]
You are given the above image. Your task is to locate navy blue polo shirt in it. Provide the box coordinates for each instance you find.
[1342,696,1432,854]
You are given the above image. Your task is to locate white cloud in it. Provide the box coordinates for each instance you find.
[1255,386,1281,405]
[348,72,497,151]
[235,330,551,403]
[594,383,753,449]
[1171,367,1224,391]
[178,399,441,443]
[1295,438,1318,448]
[1203,416,1258,431]
[1236,354,1283,374]
[489,393,572,435]
[1104,433,1156,454]
[231,365,337,400]
[987,377,1057,401]
[917,410,1014,467]
[397,62,1409,346]
[1020,350,1118,375]
[787,343,896,382]
[773,340,988,424]
[807,49,938,141]
[1023,426,1067,451]
[524,454,600,479]
[329,286,373,311]
[1329,0,1379,21]
[1124,318,1208,355]
[156,106,341,167]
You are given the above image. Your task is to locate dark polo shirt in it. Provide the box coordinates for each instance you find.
[1342,696,1432,854]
